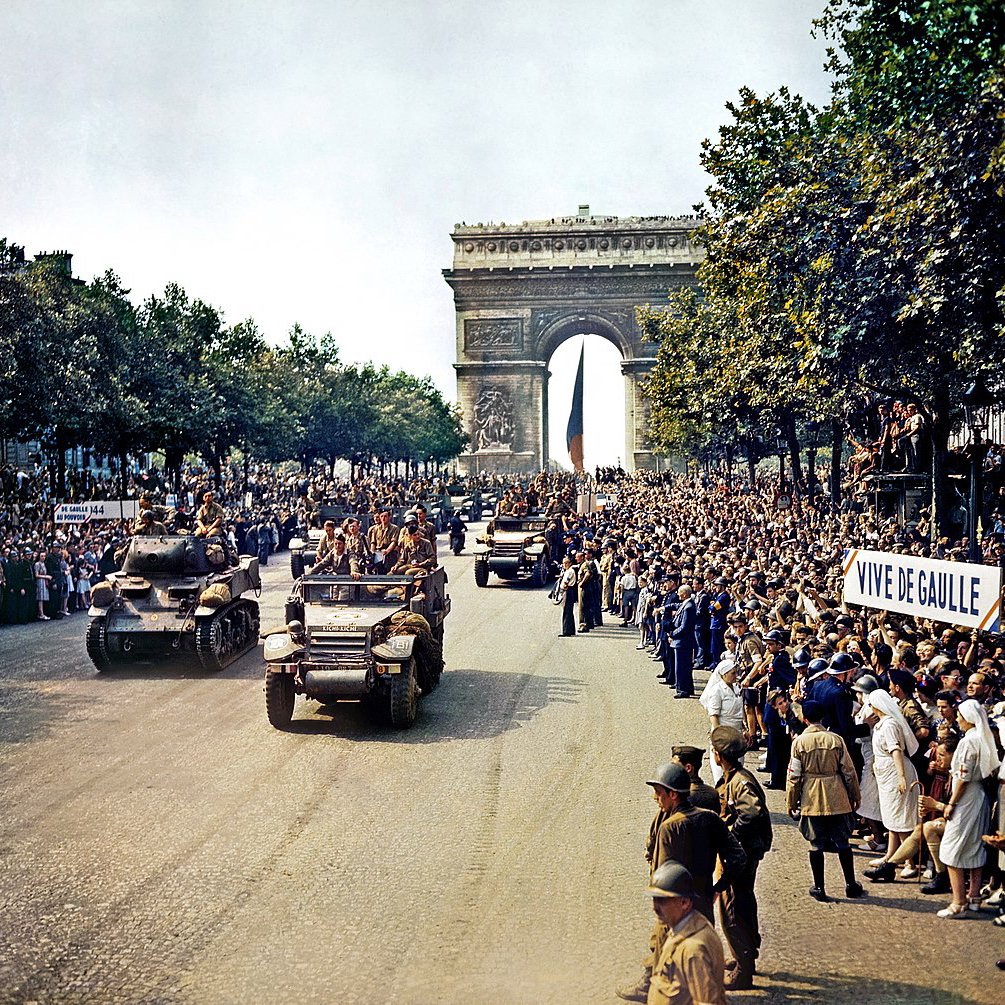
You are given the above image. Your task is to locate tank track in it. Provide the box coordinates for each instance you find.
[194,598,261,671]
[85,616,116,672]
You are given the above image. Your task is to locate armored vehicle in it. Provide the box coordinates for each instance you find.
[472,514,554,588]
[289,505,372,578]
[86,535,261,672]
[262,567,450,729]
[446,484,483,523]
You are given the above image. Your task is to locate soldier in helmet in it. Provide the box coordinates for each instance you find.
[645,862,727,1005]
[616,762,744,1003]
[133,509,168,537]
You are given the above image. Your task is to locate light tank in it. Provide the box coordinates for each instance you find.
[85,535,261,671]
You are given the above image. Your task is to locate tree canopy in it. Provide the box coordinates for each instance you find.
[643,0,1005,508]
[0,243,467,494]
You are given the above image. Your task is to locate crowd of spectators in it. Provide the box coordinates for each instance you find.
[540,468,1005,990]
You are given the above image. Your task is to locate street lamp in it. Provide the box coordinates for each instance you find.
[961,377,994,563]
[776,431,787,491]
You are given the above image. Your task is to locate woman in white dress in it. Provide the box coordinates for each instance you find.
[936,698,1000,918]
[865,689,919,872]
[699,657,745,783]
[851,675,885,854]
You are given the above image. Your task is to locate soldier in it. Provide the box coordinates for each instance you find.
[400,504,437,554]
[392,521,436,576]
[645,862,727,1005]
[342,516,372,573]
[671,744,721,813]
[576,551,597,633]
[711,726,772,991]
[313,530,362,579]
[194,491,225,537]
[133,509,168,537]
[617,763,744,1003]
[314,520,339,571]
[366,507,399,573]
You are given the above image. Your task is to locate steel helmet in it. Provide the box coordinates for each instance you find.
[829,652,857,673]
[793,647,812,668]
[646,763,691,792]
[646,861,696,899]
[807,658,830,679]
[851,673,880,694]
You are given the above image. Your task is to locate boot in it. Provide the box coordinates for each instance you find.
[921,870,951,895]
[615,969,651,1003]
[864,861,897,883]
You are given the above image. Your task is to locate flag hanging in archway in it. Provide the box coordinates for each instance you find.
[566,342,584,472]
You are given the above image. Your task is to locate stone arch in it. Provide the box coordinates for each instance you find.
[444,210,703,472]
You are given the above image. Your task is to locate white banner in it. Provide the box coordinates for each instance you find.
[54,500,139,524]
[843,548,1002,632]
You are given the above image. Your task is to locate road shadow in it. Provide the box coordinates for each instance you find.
[733,969,986,1004]
[280,669,585,743]
[87,646,263,682]
[0,681,80,745]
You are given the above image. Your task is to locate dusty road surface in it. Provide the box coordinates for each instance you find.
[1,539,1000,1004]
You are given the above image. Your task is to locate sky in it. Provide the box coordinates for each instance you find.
[0,0,833,467]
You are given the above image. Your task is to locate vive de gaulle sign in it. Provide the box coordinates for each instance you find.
[53,501,139,524]
[843,548,1003,632]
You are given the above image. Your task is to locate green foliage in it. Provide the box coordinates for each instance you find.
[0,253,467,481]
[645,0,1005,472]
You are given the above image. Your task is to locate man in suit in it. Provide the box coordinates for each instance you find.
[670,585,698,698]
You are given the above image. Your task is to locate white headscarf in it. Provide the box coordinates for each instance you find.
[699,657,737,715]
[868,688,919,757]
[957,699,1001,779]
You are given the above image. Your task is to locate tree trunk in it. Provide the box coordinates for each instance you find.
[929,406,952,536]
[830,418,843,505]
[118,447,128,498]
[724,443,734,489]
[746,441,757,486]
[55,431,68,500]
[786,413,803,485]
[243,450,250,493]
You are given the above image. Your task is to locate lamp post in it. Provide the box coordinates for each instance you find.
[961,378,993,563]
[776,432,787,491]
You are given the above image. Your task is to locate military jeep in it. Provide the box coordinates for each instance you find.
[262,567,450,730]
[471,514,554,588]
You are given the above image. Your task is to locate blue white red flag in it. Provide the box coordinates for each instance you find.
[566,343,585,472]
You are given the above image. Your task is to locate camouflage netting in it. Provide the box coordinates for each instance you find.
[91,582,114,608]
[200,583,232,608]
[389,611,444,682]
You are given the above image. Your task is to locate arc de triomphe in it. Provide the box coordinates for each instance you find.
[444,208,703,473]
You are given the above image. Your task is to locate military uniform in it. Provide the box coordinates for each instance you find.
[134,518,168,537]
[366,521,400,572]
[717,765,771,983]
[393,534,436,575]
[195,500,225,536]
[648,909,727,1005]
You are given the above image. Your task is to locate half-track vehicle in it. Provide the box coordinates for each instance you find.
[289,505,372,578]
[471,514,555,588]
[86,535,261,671]
[262,566,450,730]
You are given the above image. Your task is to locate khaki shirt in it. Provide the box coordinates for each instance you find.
[648,909,726,1005]
[196,501,225,533]
[134,520,168,537]
[367,521,400,563]
[786,724,860,817]
[394,535,435,571]
[718,766,772,855]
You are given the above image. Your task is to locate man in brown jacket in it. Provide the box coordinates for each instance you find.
[712,726,771,991]
[646,862,727,1005]
[786,699,865,902]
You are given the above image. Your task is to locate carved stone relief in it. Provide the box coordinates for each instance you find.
[464,318,523,350]
[472,386,515,451]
